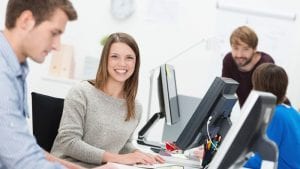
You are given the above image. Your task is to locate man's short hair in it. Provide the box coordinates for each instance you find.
[5,0,77,29]
[230,26,258,49]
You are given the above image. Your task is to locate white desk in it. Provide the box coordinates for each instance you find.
[134,144,200,169]
[110,162,197,169]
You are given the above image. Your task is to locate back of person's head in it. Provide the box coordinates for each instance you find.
[252,63,288,104]
[230,25,258,49]
[5,0,77,29]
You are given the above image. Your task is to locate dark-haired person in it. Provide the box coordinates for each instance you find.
[222,25,274,107]
[51,32,164,168]
[244,63,300,169]
[0,0,116,169]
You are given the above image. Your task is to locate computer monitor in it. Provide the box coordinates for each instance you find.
[137,64,180,147]
[208,90,278,169]
[175,77,239,151]
[157,64,180,125]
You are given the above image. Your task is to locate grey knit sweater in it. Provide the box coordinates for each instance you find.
[51,81,142,168]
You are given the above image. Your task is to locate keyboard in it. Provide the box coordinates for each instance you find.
[162,154,201,168]
[135,163,184,169]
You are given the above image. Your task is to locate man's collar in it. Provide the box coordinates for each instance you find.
[0,31,29,77]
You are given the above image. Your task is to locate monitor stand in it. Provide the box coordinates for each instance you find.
[137,111,164,148]
[253,135,278,169]
[137,95,201,149]
[229,135,278,169]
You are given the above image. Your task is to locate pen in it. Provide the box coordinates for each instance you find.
[208,141,211,150]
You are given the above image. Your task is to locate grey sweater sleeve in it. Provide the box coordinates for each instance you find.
[53,87,104,165]
[120,133,137,154]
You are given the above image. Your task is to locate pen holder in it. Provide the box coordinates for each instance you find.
[202,134,222,167]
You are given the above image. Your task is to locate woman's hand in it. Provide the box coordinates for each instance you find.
[134,150,165,164]
[103,150,165,165]
[118,151,165,165]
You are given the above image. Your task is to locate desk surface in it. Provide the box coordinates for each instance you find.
[110,163,198,169]
[134,144,200,169]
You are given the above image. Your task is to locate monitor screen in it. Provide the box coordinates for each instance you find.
[208,90,277,169]
[175,77,239,151]
[157,64,180,125]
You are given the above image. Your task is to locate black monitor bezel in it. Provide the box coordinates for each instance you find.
[175,77,239,150]
[208,90,277,169]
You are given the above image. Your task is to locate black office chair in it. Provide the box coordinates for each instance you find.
[31,92,64,152]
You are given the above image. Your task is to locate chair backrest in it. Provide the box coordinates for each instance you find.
[31,92,64,152]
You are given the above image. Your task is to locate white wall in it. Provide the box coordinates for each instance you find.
[215,0,300,111]
[1,0,300,141]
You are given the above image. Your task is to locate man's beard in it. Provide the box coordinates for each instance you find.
[234,53,255,68]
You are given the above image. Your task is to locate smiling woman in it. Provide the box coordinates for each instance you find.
[50,32,164,168]
[107,42,136,85]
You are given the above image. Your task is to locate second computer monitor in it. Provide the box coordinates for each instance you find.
[157,64,180,125]
[175,77,239,150]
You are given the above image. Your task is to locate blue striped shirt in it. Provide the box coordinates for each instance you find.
[0,31,64,169]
